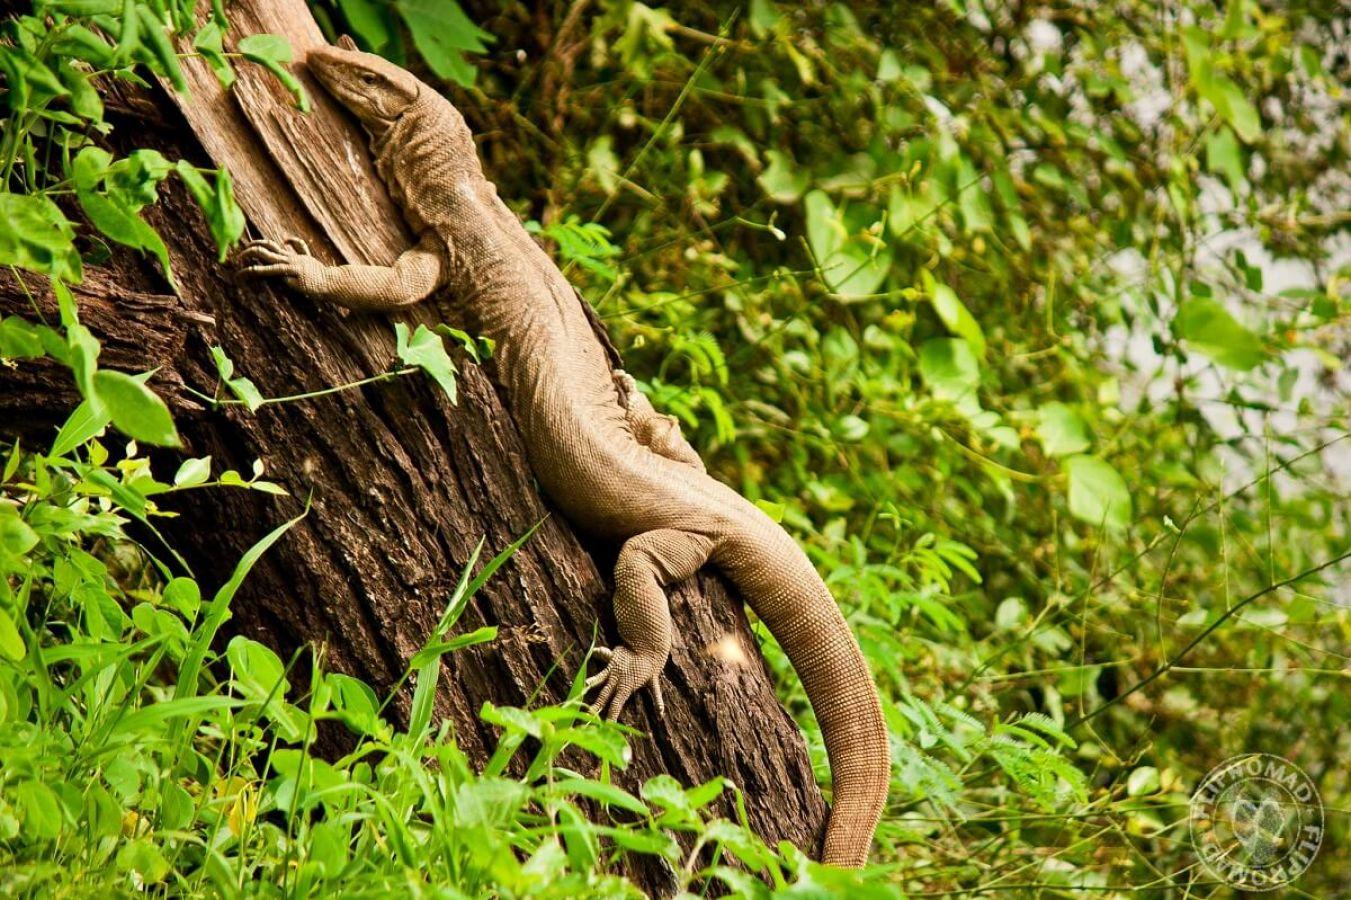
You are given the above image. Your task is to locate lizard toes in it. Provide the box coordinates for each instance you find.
[588,668,618,716]
[240,238,286,256]
[583,645,665,722]
[237,245,291,266]
[239,263,299,280]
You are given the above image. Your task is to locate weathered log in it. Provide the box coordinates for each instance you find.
[0,1,827,891]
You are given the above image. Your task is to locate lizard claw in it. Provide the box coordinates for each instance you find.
[612,370,638,408]
[584,644,667,722]
[236,236,322,290]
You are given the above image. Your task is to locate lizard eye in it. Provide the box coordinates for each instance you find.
[360,72,379,85]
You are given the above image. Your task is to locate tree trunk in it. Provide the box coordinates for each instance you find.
[0,2,826,892]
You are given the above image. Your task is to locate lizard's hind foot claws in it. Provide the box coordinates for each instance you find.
[584,645,667,722]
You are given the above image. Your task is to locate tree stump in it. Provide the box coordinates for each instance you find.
[0,1,826,892]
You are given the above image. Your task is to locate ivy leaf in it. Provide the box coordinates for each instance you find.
[72,147,174,285]
[14,780,61,839]
[1065,455,1132,530]
[956,156,993,233]
[50,23,116,68]
[1174,297,1266,370]
[0,193,82,282]
[395,322,457,403]
[49,399,111,458]
[1205,126,1245,194]
[116,839,170,884]
[804,190,891,299]
[929,278,986,358]
[1212,78,1261,144]
[174,455,212,487]
[1127,766,1161,797]
[175,162,245,261]
[395,0,492,87]
[210,345,265,411]
[919,338,981,415]
[1036,403,1091,457]
[0,503,39,563]
[66,323,101,407]
[0,608,25,661]
[92,370,180,446]
[237,34,294,66]
[226,635,288,700]
[239,33,309,111]
[56,59,103,121]
[192,21,236,89]
[757,150,808,203]
[75,190,173,283]
[139,14,187,93]
[337,0,396,51]
[0,316,44,359]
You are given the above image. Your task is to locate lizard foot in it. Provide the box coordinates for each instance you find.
[612,370,639,408]
[584,645,667,721]
[236,237,323,291]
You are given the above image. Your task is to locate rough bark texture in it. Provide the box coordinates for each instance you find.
[0,2,827,892]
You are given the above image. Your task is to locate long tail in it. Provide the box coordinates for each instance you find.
[717,520,890,866]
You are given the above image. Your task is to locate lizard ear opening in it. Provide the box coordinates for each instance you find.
[336,34,359,51]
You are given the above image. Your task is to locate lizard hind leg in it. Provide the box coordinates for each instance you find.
[586,528,714,721]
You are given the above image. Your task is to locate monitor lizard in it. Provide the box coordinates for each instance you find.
[237,42,889,867]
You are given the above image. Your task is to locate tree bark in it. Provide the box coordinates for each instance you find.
[0,2,826,892]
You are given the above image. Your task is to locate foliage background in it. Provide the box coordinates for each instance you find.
[0,0,1347,896]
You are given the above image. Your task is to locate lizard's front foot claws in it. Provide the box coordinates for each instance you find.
[584,645,667,722]
[236,237,322,291]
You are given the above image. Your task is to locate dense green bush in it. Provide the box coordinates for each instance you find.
[1,0,1347,895]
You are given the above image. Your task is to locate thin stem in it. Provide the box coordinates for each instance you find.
[187,367,417,410]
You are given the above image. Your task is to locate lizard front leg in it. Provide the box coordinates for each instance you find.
[586,528,714,721]
[614,371,706,472]
[237,234,446,312]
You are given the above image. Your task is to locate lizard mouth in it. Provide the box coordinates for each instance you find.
[306,48,347,95]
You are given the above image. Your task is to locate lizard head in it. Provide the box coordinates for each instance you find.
[308,41,421,133]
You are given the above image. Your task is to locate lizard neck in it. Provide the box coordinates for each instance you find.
[373,92,483,234]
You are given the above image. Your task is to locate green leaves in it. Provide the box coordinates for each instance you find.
[239,33,309,112]
[1183,27,1262,144]
[1065,455,1132,531]
[226,636,288,699]
[804,190,891,299]
[0,193,81,282]
[336,0,396,52]
[72,147,173,284]
[0,316,45,360]
[1205,126,1245,194]
[919,338,980,414]
[1036,403,1091,457]
[0,607,25,661]
[48,312,180,447]
[925,271,985,358]
[395,322,459,403]
[757,149,809,203]
[210,345,265,411]
[90,370,180,446]
[116,839,170,884]
[175,162,245,261]
[1174,297,1267,370]
[191,21,235,90]
[394,0,493,87]
[13,780,62,840]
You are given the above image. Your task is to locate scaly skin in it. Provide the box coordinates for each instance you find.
[239,43,890,867]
